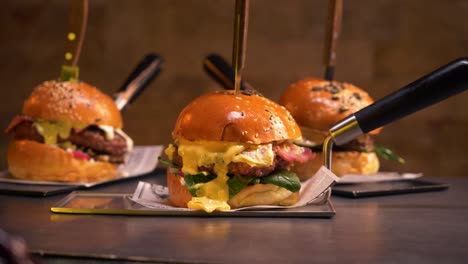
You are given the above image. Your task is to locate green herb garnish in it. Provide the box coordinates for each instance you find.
[227,175,255,198]
[375,145,405,164]
[184,173,217,197]
[339,106,349,113]
[159,157,301,197]
[259,170,301,193]
[157,157,180,169]
[227,170,301,197]
[60,65,79,82]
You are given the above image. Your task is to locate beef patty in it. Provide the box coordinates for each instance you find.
[8,121,128,163]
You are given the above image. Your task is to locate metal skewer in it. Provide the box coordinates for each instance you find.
[323,0,343,81]
[203,53,256,92]
[232,0,250,95]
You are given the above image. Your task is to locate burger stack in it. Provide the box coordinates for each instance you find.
[5,80,133,183]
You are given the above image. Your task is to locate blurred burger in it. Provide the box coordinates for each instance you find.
[162,90,315,212]
[280,78,383,178]
[5,80,133,183]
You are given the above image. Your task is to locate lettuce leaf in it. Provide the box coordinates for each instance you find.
[259,170,301,193]
[158,158,217,197]
[227,176,259,198]
[159,157,301,198]
[157,157,180,169]
[184,173,216,197]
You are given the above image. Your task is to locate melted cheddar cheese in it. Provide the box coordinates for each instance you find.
[33,120,133,152]
[33,119,80,145]
[165,140,275,212]
[188,197,230,212]
[115,128,134,151]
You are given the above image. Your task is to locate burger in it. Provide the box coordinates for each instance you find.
[279,78,384,178]
[162,90,315,212]
[5,80,134,183]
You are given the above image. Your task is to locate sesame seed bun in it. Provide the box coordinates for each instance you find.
[167,90,304,210]
[173,90,302,144]
[279,78,380,134]
[280,78,381,178]
[292,151,380,178]
[166,168,193,208]
[7,80,125,183]
[22,80,122,128]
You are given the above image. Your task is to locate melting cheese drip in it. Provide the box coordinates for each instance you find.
[168,140,274,213]
[33,120,132,153]
[98,125,115,140]
[97,125,134,152]
[33,120,76,145]
[115,128,134,151]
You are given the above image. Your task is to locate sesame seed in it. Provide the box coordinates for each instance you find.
[311,86,322,91]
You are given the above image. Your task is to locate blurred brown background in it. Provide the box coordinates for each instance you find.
[1,0,467,176]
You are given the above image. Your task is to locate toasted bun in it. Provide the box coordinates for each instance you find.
[166,168,193,208]
[292,151,380,179]
[166,168,298,209]
[22,80,122,128]
[172,90,301,144]
[280,78,380,134]
[228,184,298,208]
[7,140,118,183]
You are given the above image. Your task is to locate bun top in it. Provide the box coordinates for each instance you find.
[172,90,302,144]
[280,78,380,134]
[22,80,122,128]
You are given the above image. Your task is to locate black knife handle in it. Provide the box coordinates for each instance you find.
[203,53,250,91]
[355,57,468,133]
[115,53,163,111]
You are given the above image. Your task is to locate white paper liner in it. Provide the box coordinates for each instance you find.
[129,166,340,212]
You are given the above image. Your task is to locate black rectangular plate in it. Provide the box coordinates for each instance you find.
[332,179,449,198]
[0,181,81,196]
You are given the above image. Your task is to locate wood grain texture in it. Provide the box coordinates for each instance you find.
[1,0,468,176]
[1,171,468,263]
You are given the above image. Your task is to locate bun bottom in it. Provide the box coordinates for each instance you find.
[166,169,298,209]
[166,168,193,208]
[292,151,380,180]
[228,184,298,208]
[7,140,118,183]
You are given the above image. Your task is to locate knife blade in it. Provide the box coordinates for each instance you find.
[114,53,164,111]
[203,53,253,91]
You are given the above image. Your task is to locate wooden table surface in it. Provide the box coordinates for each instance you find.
[1,170,467,264]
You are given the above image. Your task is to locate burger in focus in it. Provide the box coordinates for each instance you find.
[5,80,134,183]
[280,78,403,179]
[162,90,315,212]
